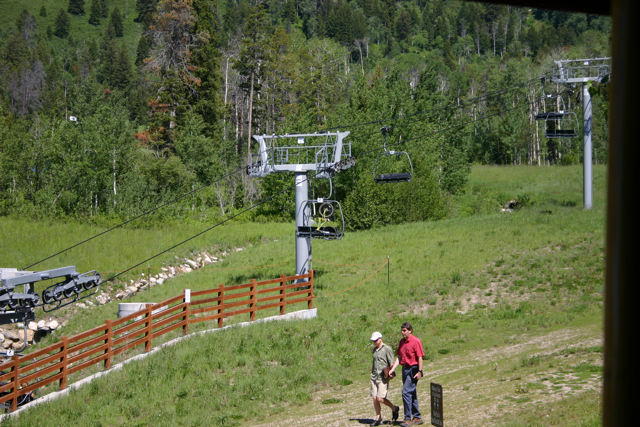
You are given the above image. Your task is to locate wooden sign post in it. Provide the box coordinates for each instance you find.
[430,382,443,427]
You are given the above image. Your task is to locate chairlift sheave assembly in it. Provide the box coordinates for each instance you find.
[373,126,413,184]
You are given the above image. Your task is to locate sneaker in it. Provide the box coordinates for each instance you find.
[392,406,400,421]
[400,420,413,427]
[370,418,382,426]
[412,418,424,425]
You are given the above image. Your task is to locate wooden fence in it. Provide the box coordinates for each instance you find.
[0,271,313,412]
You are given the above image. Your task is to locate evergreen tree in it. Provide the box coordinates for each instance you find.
[40,5,47,17]
[396,9,412,41]
[89,0,102,25]
[135,35,151,65]
[99,0,109,18]
[2,31,29,69]
[54,9,71,38]
[190,0,224,136]
[110,7,124,36]
[104,20,117,39]
[113,42,133,89]
[135,0,157,24]
[68,0,85,16]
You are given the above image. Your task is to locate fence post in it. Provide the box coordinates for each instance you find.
[308,270,314,309]
[104,320,112,370]
[250,279,257,321]
[9,355,19,412]
[217,284,225,328]
[59,337,68,390]
[183,289,191,335]
[279,274,286,315]
[145,304,153,352]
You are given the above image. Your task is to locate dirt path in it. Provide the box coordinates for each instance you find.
[246,324,602,427]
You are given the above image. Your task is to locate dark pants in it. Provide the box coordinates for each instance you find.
[401,365,420,420]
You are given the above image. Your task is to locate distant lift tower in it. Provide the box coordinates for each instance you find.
[551,58,611,210]
[247,132,355,280]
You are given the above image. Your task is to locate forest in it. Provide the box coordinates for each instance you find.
[0,0,611,227]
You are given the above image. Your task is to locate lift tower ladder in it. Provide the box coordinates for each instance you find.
[247,132,354,280]
[551,58,611,210]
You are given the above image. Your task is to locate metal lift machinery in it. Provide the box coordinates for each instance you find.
[247,131,354,280]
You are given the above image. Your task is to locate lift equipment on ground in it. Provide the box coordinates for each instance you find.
[373,126,413,184]
[0,267,101,322]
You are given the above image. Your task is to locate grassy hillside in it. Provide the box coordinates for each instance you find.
[0,0,142,55]
[1,164,606,426]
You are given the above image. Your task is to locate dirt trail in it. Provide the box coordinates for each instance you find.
[246,325,602,427]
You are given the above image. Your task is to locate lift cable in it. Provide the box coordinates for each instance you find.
[23,76,544,272]
[104,101,526,284]
[22,162,249,271]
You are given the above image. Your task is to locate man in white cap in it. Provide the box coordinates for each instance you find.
[369,331,400,426]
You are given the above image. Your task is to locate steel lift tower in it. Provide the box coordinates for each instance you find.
[248,132,354,280]
[552,58,611,210]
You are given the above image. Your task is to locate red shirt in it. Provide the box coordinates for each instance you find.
[397,334,424,366]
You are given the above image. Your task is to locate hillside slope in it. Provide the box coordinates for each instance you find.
[2,164,605,426]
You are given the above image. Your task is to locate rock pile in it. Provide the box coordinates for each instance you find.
[1,320,60,350]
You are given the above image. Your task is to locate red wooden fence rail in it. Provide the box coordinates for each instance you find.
[0,271,313,412]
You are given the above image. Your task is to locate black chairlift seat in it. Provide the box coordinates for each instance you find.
[546,129,579,138]
[374,172,412,183]
[296,226,341,240]
[535,111,567,120]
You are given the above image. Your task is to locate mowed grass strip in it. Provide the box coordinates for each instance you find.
[2,165,605,426]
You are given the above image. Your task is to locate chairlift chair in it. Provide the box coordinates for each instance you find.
[373,127,413,184]
[295,178,345,240]
[534,89,579,139]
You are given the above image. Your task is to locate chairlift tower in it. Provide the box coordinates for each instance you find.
[551,58,611,210]
[248,132,354,280]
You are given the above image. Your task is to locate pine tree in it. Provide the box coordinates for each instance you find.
[2,31,29,69]
[68,0,85,16]
[190,0,224,136]
[89,0,102,25]
[135,0,157,24]
[113,42,133,89]
[135,35,151,66]
[110,7,124,36]
[40,5,47,17]
[54,9,71,38]
[99,0,109,18]
[104,20,116,40]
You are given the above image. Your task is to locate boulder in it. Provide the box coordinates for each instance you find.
[186,259,199,269]
[76,302,87,309]
[28,322,38,331]
[2,341,11,349]
[0,333,4,343]
[18,329,35,343]
[86,300,95,307]
[12,341,24,350]
[48,320,59,330]
[156,278,164,285]
[115,291,127,300]
[150,277,157,284]
[4,331,20,342]
[37,320,46,329]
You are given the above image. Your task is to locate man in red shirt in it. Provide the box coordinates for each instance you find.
[389,322,425,426]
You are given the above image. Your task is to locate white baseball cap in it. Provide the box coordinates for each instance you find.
[370,331,382,341]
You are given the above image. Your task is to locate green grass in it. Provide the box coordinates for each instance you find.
[1,0,142,58]
[0,165,605,426]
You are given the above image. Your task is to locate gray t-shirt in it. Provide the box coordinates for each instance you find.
[371,343,395,381]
